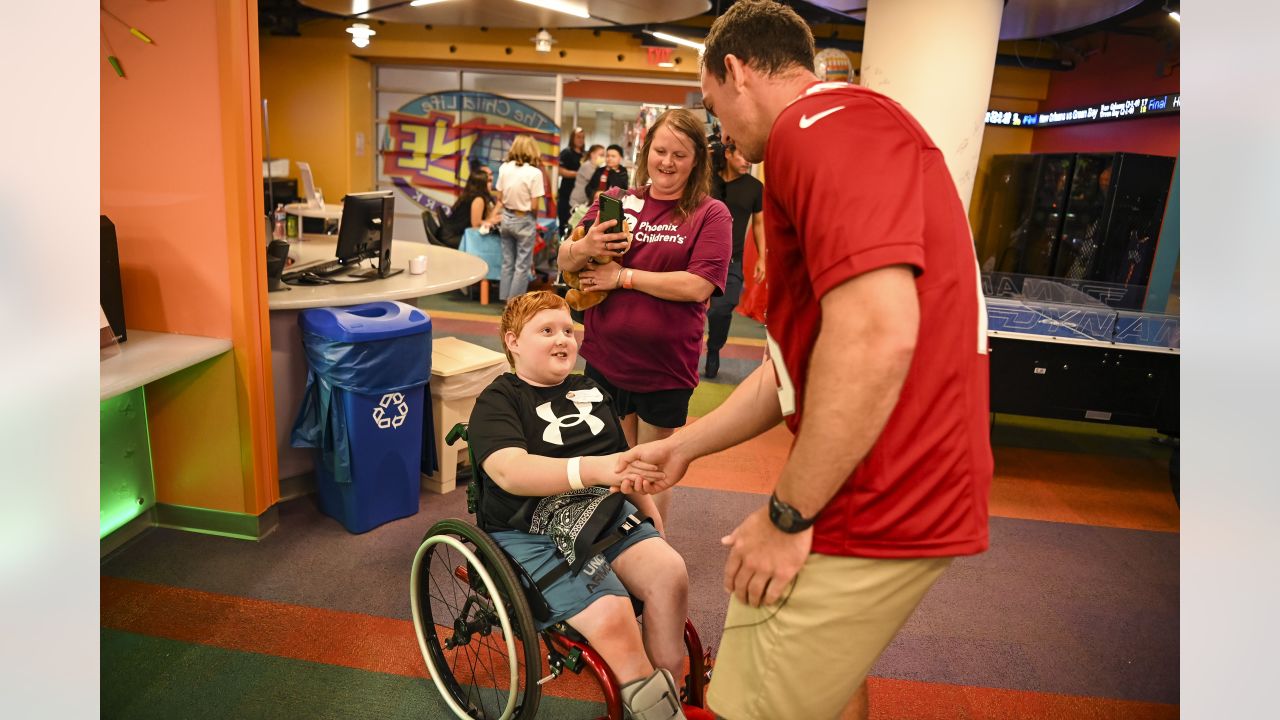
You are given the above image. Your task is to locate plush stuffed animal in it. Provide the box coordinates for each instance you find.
[562,219,631,311]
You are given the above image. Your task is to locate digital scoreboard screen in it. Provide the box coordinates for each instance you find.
[985,93,1180,128]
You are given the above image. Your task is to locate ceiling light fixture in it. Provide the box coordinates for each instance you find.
[645,29,705,53]
[347,23,376,48]
[514,0,590,20]
[532,28,556,53]
[410,0,450,6]
[1167,10,1180,22]
[1162,1,1180,22]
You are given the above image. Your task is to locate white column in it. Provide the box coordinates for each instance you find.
[860,0,1004,211]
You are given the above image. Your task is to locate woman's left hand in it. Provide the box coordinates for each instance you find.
[578,260,624,291]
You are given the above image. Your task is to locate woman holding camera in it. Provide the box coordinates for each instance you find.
[557,108,732,526]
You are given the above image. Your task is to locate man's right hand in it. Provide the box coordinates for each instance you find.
[614,436,690,494]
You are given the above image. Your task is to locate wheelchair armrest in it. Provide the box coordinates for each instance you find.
[446,422,468,446]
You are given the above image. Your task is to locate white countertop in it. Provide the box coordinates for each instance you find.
[100,331,233,401]
[267,240,488,311]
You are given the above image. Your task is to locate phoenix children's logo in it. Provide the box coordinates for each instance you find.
[382,91,559,214]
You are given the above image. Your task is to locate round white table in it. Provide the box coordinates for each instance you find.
[269,240,488,488]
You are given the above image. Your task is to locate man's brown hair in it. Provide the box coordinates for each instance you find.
[702,0,816,83]
[632,108,713,220]
[499,290,570,366]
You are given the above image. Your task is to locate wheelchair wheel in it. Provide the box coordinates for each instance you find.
[411,519,541,719]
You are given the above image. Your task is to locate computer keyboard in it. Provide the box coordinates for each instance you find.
[282,258,350,279]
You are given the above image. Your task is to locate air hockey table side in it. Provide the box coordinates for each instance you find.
[985,297,1180,432]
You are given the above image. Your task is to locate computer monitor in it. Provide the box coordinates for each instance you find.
[336,191,402,279]
[296,161,323,208]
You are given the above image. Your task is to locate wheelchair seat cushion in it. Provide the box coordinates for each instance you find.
[490,506,660,631]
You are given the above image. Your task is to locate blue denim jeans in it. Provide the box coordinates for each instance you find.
[499,210,537,301]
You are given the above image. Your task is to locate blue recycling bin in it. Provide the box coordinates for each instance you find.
[291,301,432,533]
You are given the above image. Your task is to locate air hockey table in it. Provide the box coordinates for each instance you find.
[985,296,1179,433]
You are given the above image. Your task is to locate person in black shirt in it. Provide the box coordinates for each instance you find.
[467,291,694,718]
[585,144,630,202]
[557,127,586,232]
[438,165,501,249]
[704,142,765,378]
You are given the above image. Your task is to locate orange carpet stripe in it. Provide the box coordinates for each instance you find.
[674,422,1178,533]
[865,676,1179,719]
[100,575,609,704]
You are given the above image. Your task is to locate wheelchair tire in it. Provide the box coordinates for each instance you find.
[411,519,542,720]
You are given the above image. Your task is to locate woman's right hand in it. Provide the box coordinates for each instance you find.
[581,217,631,259]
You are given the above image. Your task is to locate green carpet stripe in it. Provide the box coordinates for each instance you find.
[102,629,605,720]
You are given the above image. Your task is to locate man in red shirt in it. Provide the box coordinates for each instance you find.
[616,1,993,718]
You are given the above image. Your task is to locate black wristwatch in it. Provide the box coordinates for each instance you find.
[768,493,816,533]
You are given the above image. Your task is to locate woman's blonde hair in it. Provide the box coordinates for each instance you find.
[632,108,713,220]
[506,134,541,166]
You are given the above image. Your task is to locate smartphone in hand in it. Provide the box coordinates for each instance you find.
[598,193,624,234]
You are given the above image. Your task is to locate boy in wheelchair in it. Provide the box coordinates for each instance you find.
[467,290,693,720]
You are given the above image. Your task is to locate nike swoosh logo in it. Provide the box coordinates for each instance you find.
[799,106,846,129]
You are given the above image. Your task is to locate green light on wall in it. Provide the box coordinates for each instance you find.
[101,387,156,539]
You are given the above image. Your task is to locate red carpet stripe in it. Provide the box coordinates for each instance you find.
[866,677,1179,719]
[103,576,1176,718]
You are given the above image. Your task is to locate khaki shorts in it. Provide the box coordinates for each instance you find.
[706,553,952,720]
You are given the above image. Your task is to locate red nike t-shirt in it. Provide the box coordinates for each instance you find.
[764,82,993,558]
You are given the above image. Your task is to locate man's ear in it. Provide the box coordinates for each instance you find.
[724,54,749,92]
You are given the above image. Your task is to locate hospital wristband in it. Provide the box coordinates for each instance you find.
[623,269,635,290]
[567,456,585,490]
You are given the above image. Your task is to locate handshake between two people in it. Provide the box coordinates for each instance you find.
[604,435,686,495]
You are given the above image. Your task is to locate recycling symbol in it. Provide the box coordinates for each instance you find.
[372,392,409,429]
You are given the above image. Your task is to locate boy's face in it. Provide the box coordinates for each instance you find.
[505,308,577,385]
[606,148,623,169]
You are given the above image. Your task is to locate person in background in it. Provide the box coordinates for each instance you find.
[571,144,606,210]
[617,2,993,719]
[558,109,732,528]
[438,164,501,249]
[494,134,547,302]
[704,141,766,379]
[586,144,630,202]
[557,127,587,232]
[467,290,700,720]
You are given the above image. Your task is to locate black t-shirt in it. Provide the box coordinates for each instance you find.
[710,173,763,261]
[558,147,583,196]
[468,373,628,533]
[440,192,491,244]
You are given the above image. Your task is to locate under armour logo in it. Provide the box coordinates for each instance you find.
[536,399,605,445]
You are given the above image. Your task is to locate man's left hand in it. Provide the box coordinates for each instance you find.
[722,506,812,607]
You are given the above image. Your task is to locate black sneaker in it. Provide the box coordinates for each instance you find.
[702,350,719,379]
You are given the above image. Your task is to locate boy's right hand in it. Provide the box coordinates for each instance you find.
[583,453,664,488]
[613,436,690,495]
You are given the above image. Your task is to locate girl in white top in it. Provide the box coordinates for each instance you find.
[494,134,547,300]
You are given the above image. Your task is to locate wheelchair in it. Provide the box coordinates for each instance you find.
[410,423,712,719]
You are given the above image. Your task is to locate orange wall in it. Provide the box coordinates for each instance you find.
[563,80,695,105]
[101,0,276,515]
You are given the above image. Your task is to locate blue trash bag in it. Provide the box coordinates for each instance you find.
[290,302,431,486]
